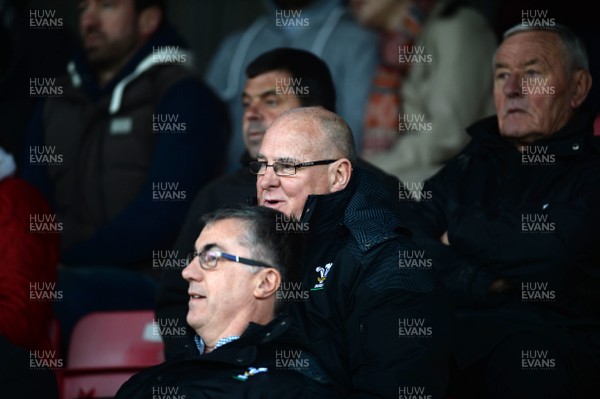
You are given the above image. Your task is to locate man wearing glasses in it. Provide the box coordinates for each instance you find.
[254,106,453,398]
[156,47,400,359]
[116,206,336,398]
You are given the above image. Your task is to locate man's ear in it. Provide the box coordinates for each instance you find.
[137,6,162,39]
[254,269,281,300]
[570,69,592,109]
[329,158,352,193]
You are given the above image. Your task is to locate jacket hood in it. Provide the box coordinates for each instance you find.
[467,109,600,158]
[302,167,404,252]
[67,23,194,113]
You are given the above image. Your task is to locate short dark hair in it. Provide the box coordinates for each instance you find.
[200,206,305,311]
[245,47,337,112]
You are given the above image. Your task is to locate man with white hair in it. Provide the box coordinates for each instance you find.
[255,106,452,398]
[409,24,599,398]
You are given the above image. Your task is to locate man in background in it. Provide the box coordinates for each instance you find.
[22,0,228,352]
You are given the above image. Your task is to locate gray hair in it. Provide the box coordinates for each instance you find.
[200,206,304,313]
[499,23,589,73]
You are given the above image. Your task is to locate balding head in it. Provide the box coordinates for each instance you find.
[269,107,357,164]
[255,107,354,219]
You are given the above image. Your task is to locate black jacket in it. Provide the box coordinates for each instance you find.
[115,316,337,399]
[286,168,452,398]
[155,157,403,359]
[410,110,600,369]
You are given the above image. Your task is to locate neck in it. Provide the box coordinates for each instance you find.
[95,44,142,87]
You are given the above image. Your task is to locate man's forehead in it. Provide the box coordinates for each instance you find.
[498,31,562,58]
[197,219,239,246]
[245,70,292,90]
[260,117,322,158]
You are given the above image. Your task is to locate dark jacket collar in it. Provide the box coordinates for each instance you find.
[467,109,599,158]
[194,315,292,365]
[301,168,404,252]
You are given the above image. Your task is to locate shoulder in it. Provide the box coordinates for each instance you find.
[149,65,211,96]
[355,235,437,294]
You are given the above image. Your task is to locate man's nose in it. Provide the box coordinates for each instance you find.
[244,100,262,120]
[80,2,102,30]
[503,73,523,98]
[257,164,280,190]
[182,256,204,282]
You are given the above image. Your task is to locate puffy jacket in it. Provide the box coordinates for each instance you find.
[115,315,338,399]
[286,168,453,398]
[22,24,229,268]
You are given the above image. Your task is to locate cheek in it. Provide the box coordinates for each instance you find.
[280,179,302,199]
[527,98,549,123]
[263,110,279,127]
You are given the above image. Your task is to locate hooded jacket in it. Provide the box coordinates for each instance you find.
[286,168,453,398]
[22,24,228,268]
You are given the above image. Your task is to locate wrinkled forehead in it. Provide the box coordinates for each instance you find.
[496,31,565,65]
[258,115,325,162]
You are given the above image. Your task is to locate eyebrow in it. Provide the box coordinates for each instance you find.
[255,154,300,163]
[259,89,278,98]
[495,59,543,69]
[194,243,219,253]
[242,89,278,101]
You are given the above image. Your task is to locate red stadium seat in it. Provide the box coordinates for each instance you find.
[61,310,164,399]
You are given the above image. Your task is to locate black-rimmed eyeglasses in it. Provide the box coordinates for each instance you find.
[249,159,337,176]
[186,249,273,270]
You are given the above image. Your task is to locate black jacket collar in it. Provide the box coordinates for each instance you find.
[467,109,599,158]
[301,168,404,252]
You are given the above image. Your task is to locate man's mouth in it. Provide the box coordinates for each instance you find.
[189,292,206,300]
[263,198,283,207]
